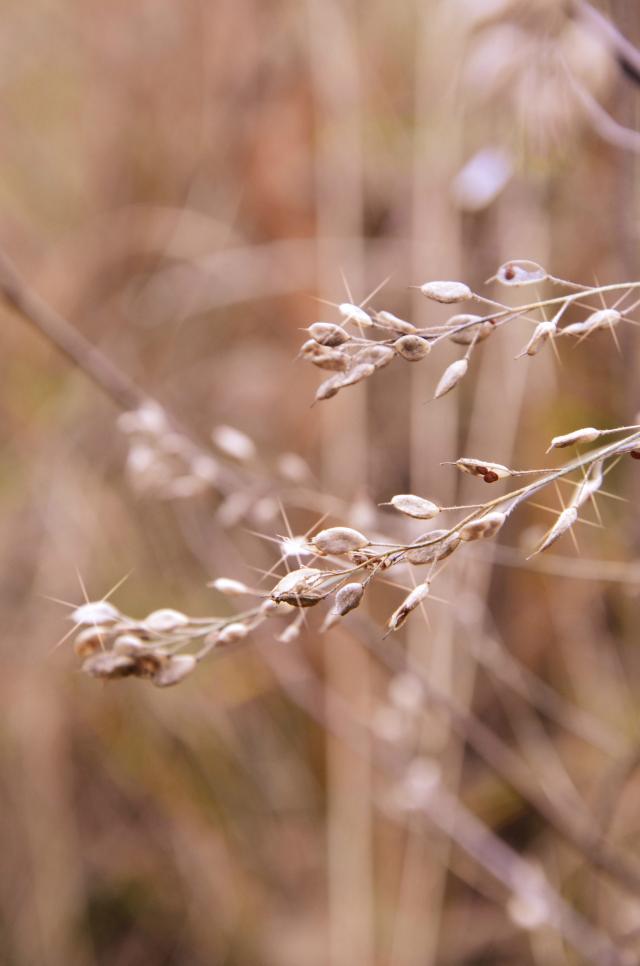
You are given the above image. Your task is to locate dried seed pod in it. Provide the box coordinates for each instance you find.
[217,622,249,645]
[393,335,430,361]
[71,600,121,626]
[518,320,556,358]
[495,260,547,286]
[312,526,369,555]
[212,425,256,461]
[113,633,147,655]
[547,427,600,451]
[334,582,365,616]
[571,460,603,509]
[307,322,350,346]
[337,363,375,387]
[144,609,190,632]
[405,530,461,565]
[533,506,578,555]
[561,308,621,336]
[389,494,440,520]
[354,344,395,369]
[375,311,417,334]
[388,582,431,631]
[453,458,511,482]
[152,654,197,688]
[207,577,251,596]
[301,340,350,371]
[82,651,137,680]
[73,625,110,658]
[338,303,373,327]
[459,510,506,542]
[419,280,472,303]
[434,358,468,398]
[445,314,494,345]
[271,568,326,607]
[315,374,343,401]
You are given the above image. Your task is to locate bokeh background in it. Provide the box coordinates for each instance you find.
[2,1,640,963]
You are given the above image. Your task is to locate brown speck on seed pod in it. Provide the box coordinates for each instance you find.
[483,471,499,483]
[631,451,640,460]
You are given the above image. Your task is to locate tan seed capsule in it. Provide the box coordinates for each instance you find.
[337,363,375,387]
[82,651,137,680]
[434,358,468,398]
[405,531,461,565]
[308,322,350,346]
[533,507,578,555]
[112,633,146,655]
[152,654,197,687]
[420,281,472,303]
[217,622,249,645]
[144,609,190,632]
[445,314,494,345]
[547,427,600,451]
[211,425,256,461]
[389,494,440,519]
[460,511,506,541]
[518,320,555,358]
[388,582,431,631]
[271,568,326,607]
[338,303,373,327]
[312,526,369,555]
[73,625,110,658]
[375,311,417,334]
[315,374,342,401]
[354,344,395,368]
[453,458,511,481]
[394,335,430,361]
[334,582,365,616]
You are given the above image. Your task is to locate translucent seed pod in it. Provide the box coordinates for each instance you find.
[419,280,472,303]
[144,609,190,632]
[547,427,600,451]
[271,568,326,607]
[82,651,137,680]
[375,311,417,334]
[453,458,511,482]
[389,494,440,520]
[571,460,604,509]
[533,506,578,555]
[312,526,369,555]
[71,600,121,626]
[495,260,547,286]
[405,530,461,565]
[73,625,110,658]
[445,314,495,345]
[459,510,506,542]
[393,335,431,361]
[337,363,376,387]
[334,582,365,616]
[434,358,468,398]
[354,344,395,369]
[388,582,431,631]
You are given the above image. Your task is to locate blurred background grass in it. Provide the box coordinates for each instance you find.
[2,1,640,963]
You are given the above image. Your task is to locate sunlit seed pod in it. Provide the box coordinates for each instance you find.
[334,582,365,616]
[459,511,506,542]
[419,280,472,303]
[308,346,351,372]
[308,322,350,346]
[337,362,376,387]
[559,320,591,336]
[211,425,256,462]
[405,530,461,565]
[571,460,603,509]
[393,335,430,361]
[207,577,251,596]
[454,458,511,480]
[338,303,374,327]
[71,600,121,626]
[271,568,326,607]
[518,320,555,358]
[218,622,249,645]
[388,582,431,631]
[73,625,110,658]
[586,308,621,330]
[112,633,147,656]
[82,651,137,680]
[375,311,417,334]
[547,427,600,451]
[434,358,468,398]
[143,609,190,632]
[445,314,495,345]
[495,260,547,286]
[389,494,440,520]
[312,526,369,555]
[152,654,197,688]
[533,506,578,555]
[354,344,395,369]
[315,374,342,401]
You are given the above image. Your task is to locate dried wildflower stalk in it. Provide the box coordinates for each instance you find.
[302,261,640,403]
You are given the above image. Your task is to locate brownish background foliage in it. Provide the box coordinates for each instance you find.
[2,1,640,964]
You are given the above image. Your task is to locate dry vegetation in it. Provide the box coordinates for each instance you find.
[3,1,640,964]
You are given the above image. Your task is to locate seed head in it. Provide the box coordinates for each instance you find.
[452,458,511,482]
[393,335,430,361]
[71,600,121,626]
[271,568,326,607]
[434,358,468,398]
[354,344,395,368]
[405,530,461,565]
[312,526,369,555]
[334,582,365,615]
[419,280,472,303]
[144,608,190,632]
[307,322,350,346]
[389,494,440,520]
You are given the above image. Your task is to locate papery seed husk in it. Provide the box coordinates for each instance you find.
[393,335,430,361]
[390,494,440,519]
[144,608,190,632]
[312,526,369,555]
[309,347,351,371]
[71,600,121,625]
[308,322,350,346]
[218,622,249,645]
[337,363,375,387]
[113,633,147,655]
[434,358,468,398]
[454,458,511,480]
[272,568,326,607]
[375,311,417,334]
[420,281,472,303]
[152,654,197,687]
[496,260,547,286]
[571,460,603,509]
[354,344,395,369]
[334,582,365,616]
[460,511,506,542]
[73,625,111,657]
[445,314,494,345]
[519,321,555,358]
[405,531,461,564]
[315,374,342,401]
[82,651,137,679]
[388,582,431,631]
[548,427,600,450]
[586,308,621,330]
[533,506,578,554]
[208,577,251,596]
[338,303,373,327]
